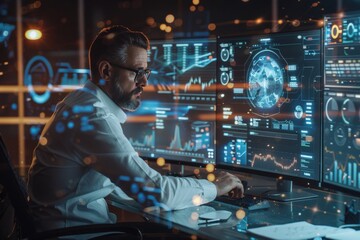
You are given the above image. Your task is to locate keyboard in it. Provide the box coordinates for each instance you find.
[215,195,270,211]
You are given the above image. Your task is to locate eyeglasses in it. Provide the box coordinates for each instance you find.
[109,62,151,82]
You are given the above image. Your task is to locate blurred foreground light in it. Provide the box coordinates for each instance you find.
[165,14,175,24]
[25,29,42,40]
[174,18,183,27]
[156,157,165,166]
[192,0,200,5]
[165,26,172,33]
[207,173,215,182]
[159,23,167,31]
[146,17,155,26]
[208,23,216,31]
[205,163,215,172]
[256,18,263,24]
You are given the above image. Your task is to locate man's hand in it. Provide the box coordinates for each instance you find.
[214,171,244,198]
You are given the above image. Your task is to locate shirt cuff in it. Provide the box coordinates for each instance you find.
[198,179,217,203]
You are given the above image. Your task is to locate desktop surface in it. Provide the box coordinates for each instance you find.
[108,174,357,240]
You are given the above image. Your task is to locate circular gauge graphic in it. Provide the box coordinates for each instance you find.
[294,105,304,119]
[353,129,360,150]
[247,50,284,109]
[220,72,230,85]
[220,48,230,62]
[341,99,356,125]
[346,22,355,39]
[24,56,54,104]
[334,126,347,147]
[331,24,341,41]
[325,97,339,122]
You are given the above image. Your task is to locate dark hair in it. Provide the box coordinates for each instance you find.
[88,25,149,81]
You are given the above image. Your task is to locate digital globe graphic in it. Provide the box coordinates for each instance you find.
[247,49,285,110]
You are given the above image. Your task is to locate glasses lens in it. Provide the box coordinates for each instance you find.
[145,69,151,79]
[135,69,151,81]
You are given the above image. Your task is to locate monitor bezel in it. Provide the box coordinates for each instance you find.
[214,27,324,188]
[321,10,360,197]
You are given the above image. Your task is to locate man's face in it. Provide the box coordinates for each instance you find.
[109,46,148,112]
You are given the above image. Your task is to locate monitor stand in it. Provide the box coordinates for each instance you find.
[166,164,185,177]
[262,179,318,202]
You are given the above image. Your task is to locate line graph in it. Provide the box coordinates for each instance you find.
[127,124,155,148]
[168,122,212,152]
[184,76,216,92]
[250,153,298,170]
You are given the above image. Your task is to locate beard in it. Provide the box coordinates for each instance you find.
[110,80,142,112]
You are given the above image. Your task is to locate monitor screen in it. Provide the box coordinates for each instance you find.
[216,29,322,186]
[323,11,360,195]
[123,38,217,166]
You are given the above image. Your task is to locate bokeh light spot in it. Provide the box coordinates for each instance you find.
[236,209,246,219]
[39,136,48,146]
[207,173,215,182]
[157,157,165,166]
[206,163,215,172]
[192,195,203,206]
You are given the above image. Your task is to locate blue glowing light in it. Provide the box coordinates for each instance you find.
[119,175,130,181]
[29,125,41,139]
[55,122,65,133]
[67,121,74,129]
[72,105,94,114]
[130,183,139,194]
[137,192,146,203]
[11,103,17,110]
[62,110,69,118]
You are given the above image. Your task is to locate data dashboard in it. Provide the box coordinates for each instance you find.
[323,11,360,193]
[216,29,322,181]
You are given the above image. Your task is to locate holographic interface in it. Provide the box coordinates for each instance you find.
[23,55,90,117]
[323,11,360,193]
[123,38,216,165]
[216,29,322,181]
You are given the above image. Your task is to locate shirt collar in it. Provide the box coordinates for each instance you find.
[84,80,127,123]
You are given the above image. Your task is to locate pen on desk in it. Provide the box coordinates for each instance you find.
[198,218,222,225]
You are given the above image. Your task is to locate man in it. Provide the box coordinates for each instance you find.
[27,25,244,231]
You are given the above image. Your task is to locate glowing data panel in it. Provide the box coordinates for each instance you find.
[123,38,216,165]
[323,11,360,193]
[216,29,322,181]
[23,55,90,117]
[324,12,360,88]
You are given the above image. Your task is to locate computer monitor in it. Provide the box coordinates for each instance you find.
[323,11,360,197]
[216,29,322,201]
[123,38,217,168]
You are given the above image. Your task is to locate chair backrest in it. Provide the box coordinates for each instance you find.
[0,134,37,237]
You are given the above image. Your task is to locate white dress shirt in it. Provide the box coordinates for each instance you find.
[27,80,217,231]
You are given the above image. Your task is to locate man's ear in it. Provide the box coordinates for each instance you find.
[98,60,111,80]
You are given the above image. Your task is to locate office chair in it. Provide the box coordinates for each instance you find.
[0,134,143,240]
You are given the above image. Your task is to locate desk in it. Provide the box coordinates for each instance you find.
[109,184,358,240]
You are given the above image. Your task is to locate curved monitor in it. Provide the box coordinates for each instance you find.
[123,38,217,167]
[323,11,360,196]
[216,29,322,200]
